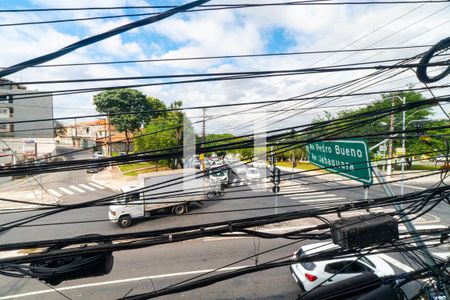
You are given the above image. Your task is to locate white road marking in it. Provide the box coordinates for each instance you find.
[79,184,95,191]
[47,189,62,197]
[300,197,347,203]
[432,252,450,260]
[0,265,252,299]
[89,182,105,189]
[392,183,426,190]
[378,254,414,272]
[290,194,337,199]
[280,186,311,191]
[289,192,326,199]
[58,187,74,195]
[69,185,85,193]
[399,224,446,231]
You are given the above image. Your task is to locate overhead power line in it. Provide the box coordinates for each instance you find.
[4,58,448,87]
[0,0,210,78]
[0,1,447,12]
[0,45,430,69]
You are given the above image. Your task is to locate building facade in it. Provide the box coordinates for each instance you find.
[0,79,55,164]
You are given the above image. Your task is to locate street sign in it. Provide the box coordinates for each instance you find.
[379,145,387,152]
[396,148,405,155]
[308,139,373,185]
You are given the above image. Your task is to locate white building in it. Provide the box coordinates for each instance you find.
[0,79,55,165]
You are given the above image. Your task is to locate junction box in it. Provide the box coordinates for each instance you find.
[331,213,399,249]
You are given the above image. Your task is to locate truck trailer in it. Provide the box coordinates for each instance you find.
[109,169,206,228]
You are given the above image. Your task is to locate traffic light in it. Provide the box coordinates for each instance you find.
[270,167,281,186]
[414,123,425,136]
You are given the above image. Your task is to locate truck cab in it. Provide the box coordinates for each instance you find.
[109,185,144,228]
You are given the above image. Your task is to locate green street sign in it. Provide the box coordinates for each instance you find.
[308,139,373,185]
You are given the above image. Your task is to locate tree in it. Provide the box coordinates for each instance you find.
[134,101,193,169]
[93,89,161,153]
[54,120,67,138]
[313,90,435,168]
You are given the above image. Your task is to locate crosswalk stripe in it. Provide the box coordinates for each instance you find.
[48,189,62,197]
[300,197,346,203]
[378,254,414,272]
[79,184,95,191]
[89,183,105,189]
[59,187,74,195]
[432,252,449,260]
[280,188,312,192]
[291,194,337,199]
[289,192,326,199]
[69,185,85,193]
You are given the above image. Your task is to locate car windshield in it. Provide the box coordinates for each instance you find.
[297,249,316,271]
[211,171,225,177]
[248,169,258,174]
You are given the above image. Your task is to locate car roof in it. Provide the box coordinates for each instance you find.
[300,242,339,254]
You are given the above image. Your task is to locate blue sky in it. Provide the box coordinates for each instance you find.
[0,0,449,133]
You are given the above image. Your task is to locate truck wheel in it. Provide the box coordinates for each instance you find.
[207,191,216,199]
[118,215,132,228]
[172,204,186,215]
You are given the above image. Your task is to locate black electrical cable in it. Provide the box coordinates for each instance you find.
[18,45,431,69]
[0,0,210,78]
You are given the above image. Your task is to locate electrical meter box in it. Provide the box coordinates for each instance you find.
[331,213,399,249]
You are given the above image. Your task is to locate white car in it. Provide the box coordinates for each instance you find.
[252,160,267,168]
[245,167,261,183]
[209,169,228,183]
[435,156,448,162]
[93,151,104,158]
[290,242,395,292]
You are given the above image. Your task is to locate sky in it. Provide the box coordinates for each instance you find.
[0,0,449,136]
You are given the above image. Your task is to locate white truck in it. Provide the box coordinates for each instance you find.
[109,169,206,228]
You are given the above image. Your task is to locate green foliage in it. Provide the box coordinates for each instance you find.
[201,133,254,158]
[313,90,442,168]
[93,89,159,132]
[93,89,165,153]
[134,101,192,169]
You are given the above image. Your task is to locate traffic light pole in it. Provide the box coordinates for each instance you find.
[372,166,434,258]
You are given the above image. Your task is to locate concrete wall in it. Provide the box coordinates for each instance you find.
[0,89,54,138]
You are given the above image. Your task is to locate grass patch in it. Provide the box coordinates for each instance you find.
[393,164,440,171]
[119,162,171,176]
[277,161,326,172]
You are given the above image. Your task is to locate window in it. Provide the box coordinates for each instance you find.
[324,261,372,274]
[360,257,376,269]
[296,249,316,271]
[0,95,13,104]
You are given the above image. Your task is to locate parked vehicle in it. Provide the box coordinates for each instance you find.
[435,155,448,162]
[290,242,395,292]
[245,167,261,183]
[109,169,206,228]
[93,151,104,158]
[86,165,105,173]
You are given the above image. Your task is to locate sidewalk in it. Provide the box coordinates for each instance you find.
[91,166,137,192]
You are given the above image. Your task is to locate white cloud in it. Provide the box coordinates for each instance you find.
[0,0,448,131]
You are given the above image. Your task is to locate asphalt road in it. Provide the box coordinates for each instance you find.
[0,163,448,299]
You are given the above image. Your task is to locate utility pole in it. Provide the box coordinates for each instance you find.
[386,101,395,176]
[400,96,406,196]
[201,108,206,146]
[107,116,112,157]
[200,108,206,170]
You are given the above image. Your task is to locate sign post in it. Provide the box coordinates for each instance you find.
[308,139,373,185]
